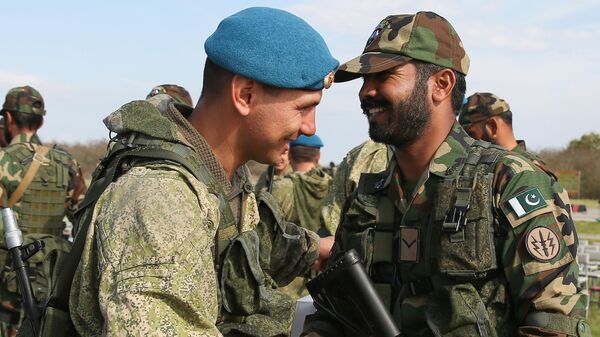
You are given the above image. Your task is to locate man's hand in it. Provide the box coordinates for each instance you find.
[312,235,334,271]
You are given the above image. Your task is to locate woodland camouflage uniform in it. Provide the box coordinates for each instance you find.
[304,11,590,337]
[0,86,86,337]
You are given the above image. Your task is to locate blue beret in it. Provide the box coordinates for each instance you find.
[290,134,324,148]
[204,7,339,90]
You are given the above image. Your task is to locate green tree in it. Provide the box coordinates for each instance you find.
[568,132,600,150]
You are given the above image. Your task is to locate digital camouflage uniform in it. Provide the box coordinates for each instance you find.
[271,167,332,235]
[69,94,320,337]
[320,139,389,235]
[146,84,193,107]
[270,167,332,301]
[0,86,86,337]
[255,165,292,195]
[459,93,555,177]
[304,11,590,337]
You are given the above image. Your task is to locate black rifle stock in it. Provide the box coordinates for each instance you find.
[306,249,400,337]
[3,208,43,337]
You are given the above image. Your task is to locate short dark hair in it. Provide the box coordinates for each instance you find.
[498,111,513,126]
[290,145,320,163]
[200,58,283,99]
[200,58,234,99]
[413,61,466,115]
[7,111,43,129]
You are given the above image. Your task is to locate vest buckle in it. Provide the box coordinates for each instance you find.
[442,205,469,232]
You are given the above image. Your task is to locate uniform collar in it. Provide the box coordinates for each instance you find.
[9,132,41,146]
[427,122,473,179]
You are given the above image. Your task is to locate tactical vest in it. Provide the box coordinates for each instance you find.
[22,132,287,337]
[3,144,72,235]
[342,140,508,336]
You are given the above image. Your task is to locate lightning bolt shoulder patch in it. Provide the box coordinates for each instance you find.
[525,226,560,262]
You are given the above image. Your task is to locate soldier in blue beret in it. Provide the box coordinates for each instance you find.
[65,7,339,337]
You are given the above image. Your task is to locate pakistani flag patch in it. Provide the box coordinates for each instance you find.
[508,187,547,218]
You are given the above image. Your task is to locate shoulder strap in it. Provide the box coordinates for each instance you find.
[48,140,214,311]
[5,145,50,208]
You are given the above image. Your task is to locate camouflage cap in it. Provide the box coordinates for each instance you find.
[335,11,469,82]
[146,84,193,106]
[458,92,511,126]
[1,86,46,116]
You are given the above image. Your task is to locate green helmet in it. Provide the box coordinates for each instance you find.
[1,86,46,116]
[146,84,193,106]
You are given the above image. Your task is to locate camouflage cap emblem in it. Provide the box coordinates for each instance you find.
[323,71,335,89]
[1,86,46,116]
[146,84,193,106]
[459,92,511,126]
[525,226,560,262]
[335,11,470,82]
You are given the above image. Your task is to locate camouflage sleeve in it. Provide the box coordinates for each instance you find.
[70,166,222,337]
[255,190,319,286]
[320,151,353,236]
[270,175,297,223]
[493,155,590,336]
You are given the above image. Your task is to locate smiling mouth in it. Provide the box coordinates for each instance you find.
[363,106,388,120]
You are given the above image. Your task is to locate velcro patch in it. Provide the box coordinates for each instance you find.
[525,226,560,262]
[508,187,547,218]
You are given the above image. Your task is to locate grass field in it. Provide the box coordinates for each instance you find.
[574,201,600,332]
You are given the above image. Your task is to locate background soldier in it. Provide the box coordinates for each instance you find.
[69,7,337,337]
[146,84,194,107]
[459,92,553,174]
[254,143,291,193]
[271,134,332,236]
[303,11,589,337]
[319,139,389,235]
[0,86,86,337]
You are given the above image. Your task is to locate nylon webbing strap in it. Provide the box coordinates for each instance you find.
[49,144,211,310]
[6,145,50,208]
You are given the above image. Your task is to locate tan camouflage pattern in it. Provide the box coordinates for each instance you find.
[459,92,511,126]
[146,84,193,107]
[70,96,319,336]
[320,139,389,235]
[271,167,332,234]
[1,86,46,116]
[335,11,470,82]
[305,123,589,337]
[254,165,292,194]
[70,164,223,337]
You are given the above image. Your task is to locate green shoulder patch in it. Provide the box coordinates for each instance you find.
[508,187,547,218]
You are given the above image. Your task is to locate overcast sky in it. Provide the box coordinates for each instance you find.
[1,1,599,164]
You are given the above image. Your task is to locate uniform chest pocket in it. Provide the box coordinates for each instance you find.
[339,190,379,272]
[220,230,273,316]
[434,175,498,277]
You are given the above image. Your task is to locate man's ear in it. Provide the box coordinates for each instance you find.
[231,74,255,117]
[431,68,456,104]
[485,117,499,138]
[5,111,13,125]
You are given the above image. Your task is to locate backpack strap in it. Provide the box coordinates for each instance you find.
[2,145,50,208]
[47,140,213,311]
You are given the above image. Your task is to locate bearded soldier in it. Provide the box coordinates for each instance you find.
[303,11,589,337]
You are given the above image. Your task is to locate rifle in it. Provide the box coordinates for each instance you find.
[3,208,44,336]
[306,249,401,337]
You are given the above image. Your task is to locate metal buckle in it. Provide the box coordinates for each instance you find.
[442,205,469,232]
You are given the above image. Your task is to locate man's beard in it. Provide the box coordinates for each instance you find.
[361,80,431,148]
